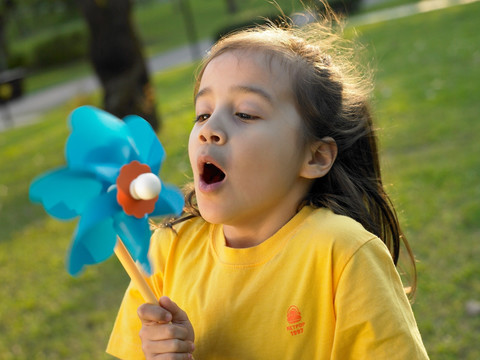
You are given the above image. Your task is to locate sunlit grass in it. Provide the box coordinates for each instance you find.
[356,3,480,358]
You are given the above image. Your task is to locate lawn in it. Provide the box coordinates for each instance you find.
[355,2,480,358]
[0,1,479,359]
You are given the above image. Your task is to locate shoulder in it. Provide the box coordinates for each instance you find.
[297,206,381,254]
[149,216,210,260]
[151,216,208,246]
[292,206,394,277]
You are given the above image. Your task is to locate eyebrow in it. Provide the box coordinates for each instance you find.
[233,85,274,104]
[194,87,211,104]
[195,85,274,105]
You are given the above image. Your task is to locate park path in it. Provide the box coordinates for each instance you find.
[0,0,477,132]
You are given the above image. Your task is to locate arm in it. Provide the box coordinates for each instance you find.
[331,238,429,359]
[107,227,178,359]
[138,296,195,360]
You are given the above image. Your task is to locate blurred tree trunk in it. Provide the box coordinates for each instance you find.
[177,0,200,59]
[225,0,237,14]
[0,13,7,71]
[77,0,159,131]
[0,0,14,71]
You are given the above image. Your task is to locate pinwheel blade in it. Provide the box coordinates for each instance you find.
[114,213,152,274]
[67,190,119,275]
[66,106,135,181]
[29,167,103,220]
[151,183,185,217]
[68,219,117,276]
[124,115,165,175]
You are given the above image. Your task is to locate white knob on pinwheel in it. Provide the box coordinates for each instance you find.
[129,173,161,200]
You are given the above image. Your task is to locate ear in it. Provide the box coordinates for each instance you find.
[300,137,337,179]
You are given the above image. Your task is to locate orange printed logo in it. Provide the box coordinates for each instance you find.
[286,305,305,336]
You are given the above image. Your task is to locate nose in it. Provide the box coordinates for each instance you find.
[198,116,227,145]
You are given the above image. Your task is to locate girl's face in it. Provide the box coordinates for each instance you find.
[189,51,314,246]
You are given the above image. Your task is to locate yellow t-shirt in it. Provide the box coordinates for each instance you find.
[107,206,429,359]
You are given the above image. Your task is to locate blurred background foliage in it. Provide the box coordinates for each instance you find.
[2,0,364,71]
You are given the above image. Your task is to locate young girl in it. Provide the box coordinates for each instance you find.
[107,13,429,360]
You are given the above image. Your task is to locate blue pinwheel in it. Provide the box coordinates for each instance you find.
[29,106,184,280]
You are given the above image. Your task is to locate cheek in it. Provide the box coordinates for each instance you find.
[251,134,305,175]
[187,130,198,171]
[233,138,283,177]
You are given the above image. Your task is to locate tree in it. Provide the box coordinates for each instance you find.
[177,0,200,59]
[0,0,14,71]
[225,0,238,14]
[76,0,159,131]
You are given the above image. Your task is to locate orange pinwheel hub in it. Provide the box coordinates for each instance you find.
[116,161,158,218]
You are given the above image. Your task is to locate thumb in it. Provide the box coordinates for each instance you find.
[159,296,189,324]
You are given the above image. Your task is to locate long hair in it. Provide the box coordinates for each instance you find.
[169,12,417,297]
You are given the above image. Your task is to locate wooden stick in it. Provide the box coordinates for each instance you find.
[114,237,158,304]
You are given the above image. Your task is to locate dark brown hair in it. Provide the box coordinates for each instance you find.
[169,13,416,297]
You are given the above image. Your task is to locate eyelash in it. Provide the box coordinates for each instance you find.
[235,112,259,120]
[194,113,259,123]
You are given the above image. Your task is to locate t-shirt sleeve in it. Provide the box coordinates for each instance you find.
[106,281,147,359]
[331,238,429,359]
[106,226,175,359]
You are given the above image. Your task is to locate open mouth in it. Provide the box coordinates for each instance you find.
[201,162,226,185]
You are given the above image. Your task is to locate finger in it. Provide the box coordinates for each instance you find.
[138,303,172,324]
[139,323,189,342]
[158,296,189,324]
[142,338,195,356]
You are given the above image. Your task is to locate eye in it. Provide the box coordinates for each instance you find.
[195,114,210,123]
[235,112,259,121]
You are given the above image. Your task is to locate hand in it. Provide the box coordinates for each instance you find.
[138,296,195,359]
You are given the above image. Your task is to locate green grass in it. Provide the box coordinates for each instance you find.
[1,1,479,358]
[355,2,480,358]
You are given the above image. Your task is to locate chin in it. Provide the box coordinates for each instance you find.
[199,210,224,225]
[197,201,225,225]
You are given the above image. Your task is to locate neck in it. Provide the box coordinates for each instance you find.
[219,179,313,249]
[223,228,266,249]
[222,208,298,249]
